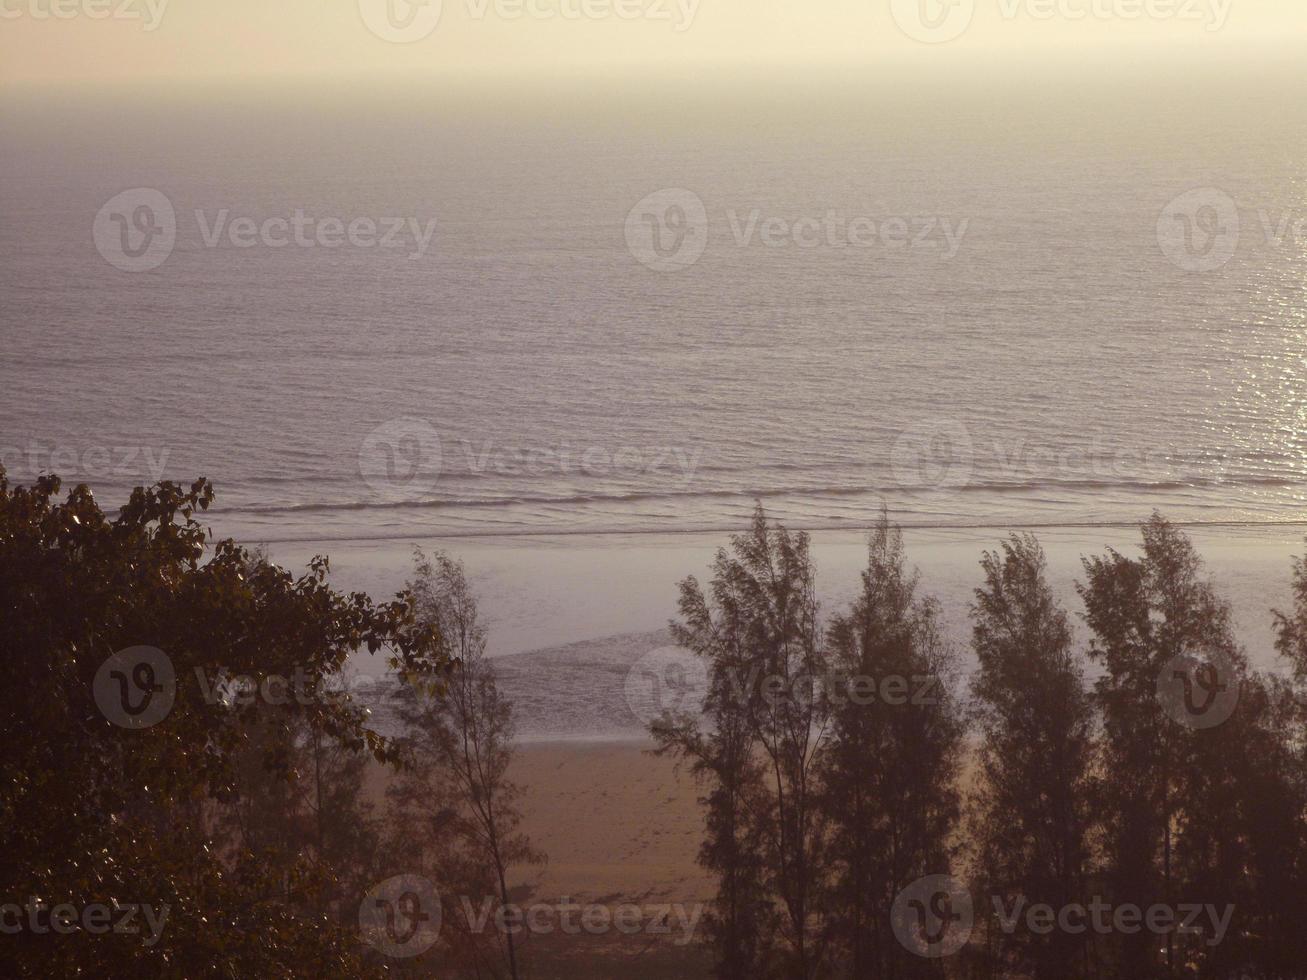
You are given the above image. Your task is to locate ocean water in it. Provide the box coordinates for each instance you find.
[4,70,1307,544]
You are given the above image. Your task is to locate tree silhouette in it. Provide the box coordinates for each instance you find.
[655,506,829,979]
[968,534,1094,979]
[1080,514,1252,977]
[0,471,446,977]
[386,549,542,979]
[819,515,965,979]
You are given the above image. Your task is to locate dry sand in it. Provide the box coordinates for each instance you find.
[322,521,1307,975]
[365,738,714,977]
[510,740,712,906]
[366,738,712,906]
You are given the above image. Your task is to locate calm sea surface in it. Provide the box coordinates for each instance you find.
[4,73,1307,543]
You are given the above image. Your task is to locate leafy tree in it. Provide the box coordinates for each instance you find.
[386,549,542,979]
[0,471,446,977]
[218,704,385,925]
[654,712,773,980]
[1208,668,1307,979]
[1257,546,1307,973]
[818,515,964,979]
[967,534,1094,979]
[1080,515,1254,978]
[655,506,830,980]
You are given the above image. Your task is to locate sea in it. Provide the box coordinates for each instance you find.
[3,65,1306,545]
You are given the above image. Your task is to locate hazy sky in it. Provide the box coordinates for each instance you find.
[1,0,1304,88]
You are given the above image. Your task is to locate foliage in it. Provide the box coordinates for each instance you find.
[384,549,543,979]
[967,534,1094,979]
[819,515,965,980]
[0,471,446,977]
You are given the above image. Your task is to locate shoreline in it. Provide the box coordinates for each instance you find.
[267,523,1307,671]
[346,520,1307,917]
[229,517,1307,547]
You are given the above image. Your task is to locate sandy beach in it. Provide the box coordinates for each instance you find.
[341,520,1307,958]
[305,520,1307,975]
[366,738,711,904]
[12,7,1307,975]
[510,741,713,905]
[366,739,713,977]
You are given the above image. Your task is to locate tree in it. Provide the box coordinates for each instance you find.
[0,471,446,977]
[1258,546,1307,974]
[818,515,965,979]
[653,713,773,980]
[217,703,385,924]
[655,506,830,980]
[386,549,541,980]
[1080,514,1252,977]
[968,534,1094,979]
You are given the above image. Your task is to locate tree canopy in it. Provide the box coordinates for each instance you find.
[0,471,447,977]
